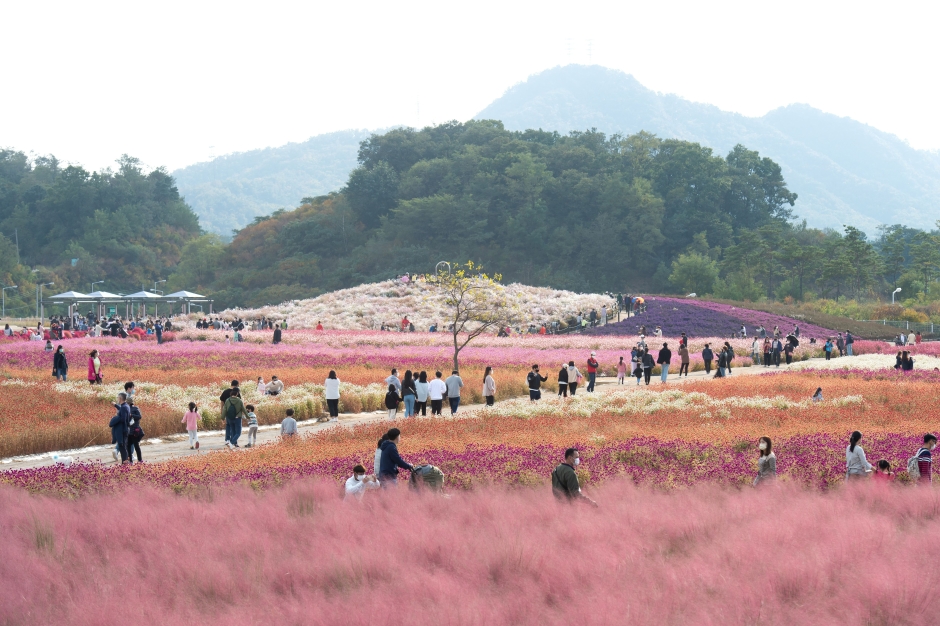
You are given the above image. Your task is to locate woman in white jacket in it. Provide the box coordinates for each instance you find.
[567,361,581,396]
[846,431,872,480]
[324,370,341,422]
[482,366,496,406]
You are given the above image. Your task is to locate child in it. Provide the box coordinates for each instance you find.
[812,387,823,404]
[182,402,200,450]
[245,404,258,447]
[616,357,626,384]
[385,384,401,420]
[872,460,894,482]
[256,376,266,395]
[280,408,298,437]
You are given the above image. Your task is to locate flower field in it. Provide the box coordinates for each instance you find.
[4,480,940,625]
[589,296,837,339]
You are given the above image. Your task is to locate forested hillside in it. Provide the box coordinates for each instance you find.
[0,150,202,314]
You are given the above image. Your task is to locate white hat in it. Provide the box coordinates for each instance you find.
[591,352,596,356]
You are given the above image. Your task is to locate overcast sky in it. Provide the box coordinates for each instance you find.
[3,0,938,172]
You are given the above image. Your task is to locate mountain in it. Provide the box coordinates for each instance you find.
[172,129,371,234]
[477,65,940,232]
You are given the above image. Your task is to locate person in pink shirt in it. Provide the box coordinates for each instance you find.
[616,357,627,384]
[182,402,200,450]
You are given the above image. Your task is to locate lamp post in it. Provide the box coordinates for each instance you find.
[91,280,104,293]
[38,282,53,321]
[892,287,901,304]
[2,285,17,318]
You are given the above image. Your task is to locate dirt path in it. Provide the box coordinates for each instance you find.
[0,357,815,471]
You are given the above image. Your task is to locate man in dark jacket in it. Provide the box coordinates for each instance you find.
[378,428,414,488]
[551,448,597,506]
[657,343,672,384]
[527,364,548,401]
[109,392,131,463]
[273,324,282,344]
[701,344,713,374]
[557,364,569,397]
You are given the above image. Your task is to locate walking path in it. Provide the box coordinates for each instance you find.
[0,357,819,471]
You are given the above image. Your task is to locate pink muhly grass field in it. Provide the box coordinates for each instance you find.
[2,480,937,625]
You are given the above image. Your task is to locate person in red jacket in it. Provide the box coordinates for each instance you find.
[586,352,599,393]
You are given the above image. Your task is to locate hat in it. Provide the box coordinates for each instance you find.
[591,352,596,356]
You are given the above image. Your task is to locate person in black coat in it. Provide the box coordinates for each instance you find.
[641,349,655,385]
[557,364,569,397]
[52,345,68,381]
[701,344,713,374]
[273,324,282,344]
[109,393,131,463]
[378,428,413,487]
[126,400,145,463]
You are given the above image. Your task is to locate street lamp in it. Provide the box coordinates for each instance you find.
[892,287,902,304]
[37,282,53,321]
[153,280,166,293]
[2,285,17,318]
[91,281,104,293]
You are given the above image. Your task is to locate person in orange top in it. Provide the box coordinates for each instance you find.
[400,316,409,331]
[539,325,546,335]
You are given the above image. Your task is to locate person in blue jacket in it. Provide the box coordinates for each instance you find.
[109,392,131,464]
[378,428,414,488]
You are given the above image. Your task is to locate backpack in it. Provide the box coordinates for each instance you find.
[225,400,238,420]
[907,454,922,480]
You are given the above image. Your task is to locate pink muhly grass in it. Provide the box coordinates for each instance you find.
[0,480,937,625]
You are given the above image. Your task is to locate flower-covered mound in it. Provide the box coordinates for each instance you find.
[587,296,836,339]
[209,279,616,330]
[1,481,938,625]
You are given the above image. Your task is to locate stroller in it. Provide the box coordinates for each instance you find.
[409,464,445,493]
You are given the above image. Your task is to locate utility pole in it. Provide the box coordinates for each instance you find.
[14,229,19,265]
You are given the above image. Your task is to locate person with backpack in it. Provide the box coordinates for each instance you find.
[846,431,872,480]
[908,434,937,484]
[527,364,547,401]
[551,448,597,506]
[223,388,248,448]
[378,428,414,488]
[557,363,569,397]
[586,352,599,392]
[220,379,239,445]
[702,344,714,375]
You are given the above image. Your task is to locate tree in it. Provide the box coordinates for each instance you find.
[779,240,819,301]
[669,252,719,294]
[433,262,518,370]
[877,224,907,288]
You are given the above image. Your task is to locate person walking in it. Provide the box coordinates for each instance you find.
[772,337,783,367]
[910,433,937,484]
[657,343,672,384]
[678,344,690,377]
[126,400,145,463]
[445,370,463,415]
[616,357,627,384]
[182,402,200,450]
[52,345,68,382]
[836,333,845,357]
[325,370,341,421]
[87,349,102,385]
[753,437,776,486]
[378,428,414,488]
[482,367,496,407]
[601,305,608,326]
[846,330,855,355]
[414,371,430,416]
[846,431,873,480]
[566,361,581,396]
[401,370,417,417]
[824,338,833,361]
[557,363,569,397]
[551,448,597,506]
[155,319,163,345]
[751,338,761,365]
[641,349,654,385]
[784,340,794,365]
[108,392,131,464]
[428,371,446,415]
[586,352,599,393]
[272,323,282,344]
[723,342,734,375]
[763,339,772,367]
[223,388,248,448]
[702,344,714,375]
[220,379,240,446]
[527,364,547,400]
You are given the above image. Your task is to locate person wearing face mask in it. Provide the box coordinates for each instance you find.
[344,464,380,500]
[52,345,68,382]
[753,437,776,486]
[551,448,597,506]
